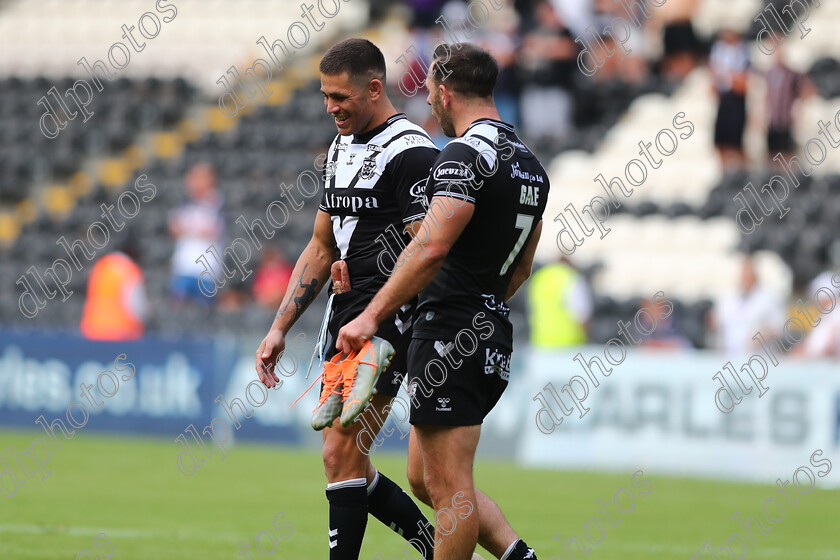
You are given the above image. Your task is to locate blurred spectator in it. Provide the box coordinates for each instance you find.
[711,257,785,355]
[546,0,593,38]
[590,0,649,84]
[710,29,750,169]
[252,247,294,309]
[798,271,840,358]
[764,45,814,163]
[168,163,225,303]
[407,0,448,28]
[217,281,252,312]
[528,257,592,348]
[596,33,650,84]
[517,0,578,145]
[477,12,521,125]
[80,239,148,341]
[648,0,702,81]
[638,297,691,349]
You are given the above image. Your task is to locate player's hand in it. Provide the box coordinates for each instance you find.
[331,260,351,294]
[256,329,285,388]
[336,311,378,354]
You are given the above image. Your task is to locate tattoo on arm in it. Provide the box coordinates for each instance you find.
[276,264,320,324]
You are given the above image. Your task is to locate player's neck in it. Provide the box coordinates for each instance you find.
[360,100,399,135]
[453,102,502,137]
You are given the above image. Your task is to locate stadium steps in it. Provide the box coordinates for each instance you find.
[540,0,840,310]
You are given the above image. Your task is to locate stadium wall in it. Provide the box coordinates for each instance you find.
[518,347,840,487]
[1,333,838,486]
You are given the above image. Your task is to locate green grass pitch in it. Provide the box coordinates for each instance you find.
[1,429,837,560]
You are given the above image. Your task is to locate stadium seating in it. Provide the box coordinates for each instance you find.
[0,76,196,204]
[535,0,838,347]
[1,0,837,350]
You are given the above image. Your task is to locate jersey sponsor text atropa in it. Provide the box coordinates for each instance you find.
[318,113,439,294]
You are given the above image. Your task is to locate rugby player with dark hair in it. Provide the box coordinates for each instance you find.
[338,43,548,560]
[256,38,439,560]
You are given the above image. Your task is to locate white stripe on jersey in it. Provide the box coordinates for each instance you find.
[436,191,475,204]
[449,124,499,172]
[326,117,437,193]
[402,212,425,223]
[331,215,359,259]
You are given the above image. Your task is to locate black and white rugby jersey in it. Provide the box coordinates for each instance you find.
[318,113,439,294]
[412,118,550,347]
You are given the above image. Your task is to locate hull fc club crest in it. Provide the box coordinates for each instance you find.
[360,157,377,180]
[325,161,337,180]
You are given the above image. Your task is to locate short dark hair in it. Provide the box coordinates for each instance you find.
[319,38,386,84]
[432,43,498,98]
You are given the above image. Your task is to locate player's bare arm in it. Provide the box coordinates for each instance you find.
[505,219,542,301]
[336,195,473,353]
[256,210,336,387]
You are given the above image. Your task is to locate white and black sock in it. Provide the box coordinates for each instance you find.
[367,471,435,559]
[501,538,538,560]
[325,478,368,560]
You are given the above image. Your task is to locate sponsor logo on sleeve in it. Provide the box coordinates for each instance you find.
[433,161,475,182]
[410,178,428,208]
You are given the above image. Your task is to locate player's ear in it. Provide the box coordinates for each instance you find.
[439,84,452,107]
[367,78,383,101]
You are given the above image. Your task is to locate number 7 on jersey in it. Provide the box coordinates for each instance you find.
[500,213,534,275]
